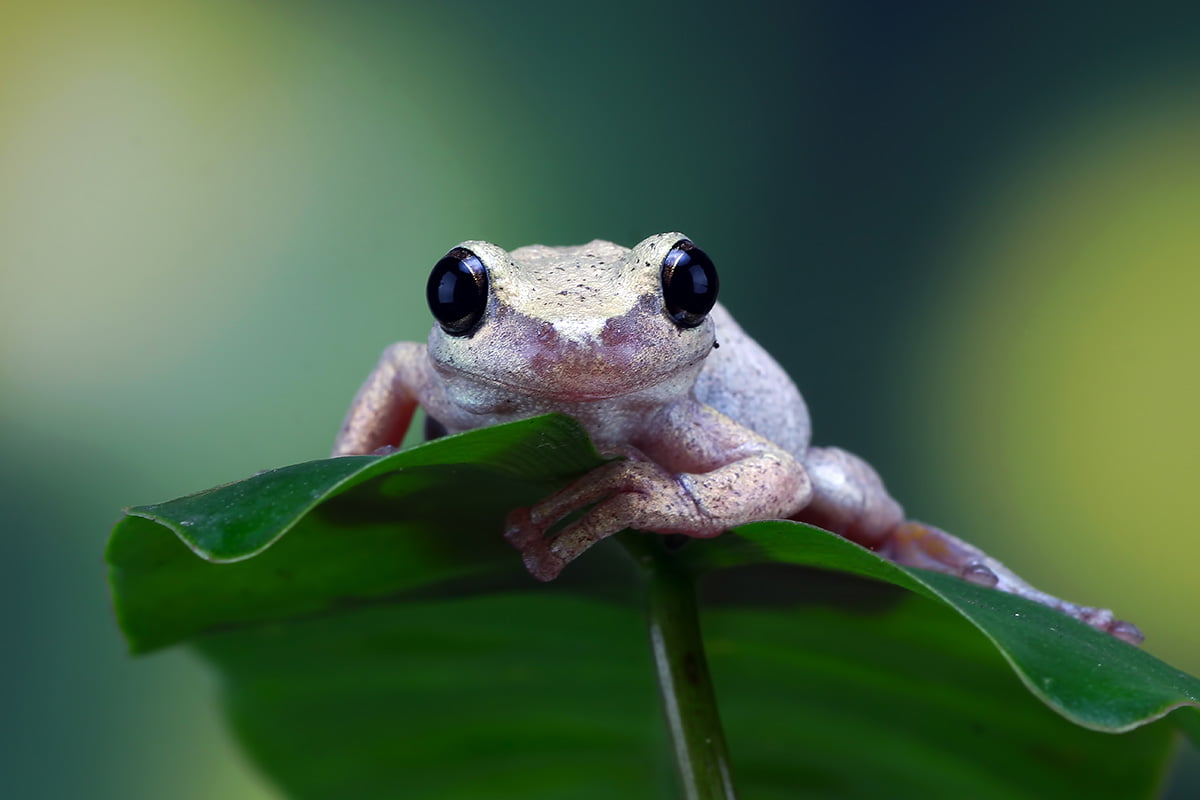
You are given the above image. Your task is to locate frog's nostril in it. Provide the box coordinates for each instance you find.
[535,321,558,345]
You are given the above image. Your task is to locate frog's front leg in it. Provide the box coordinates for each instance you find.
[332,342,430,456]
[506,404,813,581]
[797,446,1143,645]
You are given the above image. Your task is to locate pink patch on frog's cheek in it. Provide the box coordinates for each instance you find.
[442,295,706,401]
[600,314,634,348]
[526,335,637,390]
[517,299,668,393]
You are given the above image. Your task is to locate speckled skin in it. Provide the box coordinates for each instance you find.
[333,233,1142,645]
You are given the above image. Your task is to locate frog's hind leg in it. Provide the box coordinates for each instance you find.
[796,446,1143,645]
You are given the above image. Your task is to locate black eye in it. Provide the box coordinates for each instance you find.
[426,247,489,336]
[661,239,719,328]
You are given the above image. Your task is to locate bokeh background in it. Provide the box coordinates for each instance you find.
[2,1,1197,797]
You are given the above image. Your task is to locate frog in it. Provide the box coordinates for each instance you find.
[333,232,1143,645]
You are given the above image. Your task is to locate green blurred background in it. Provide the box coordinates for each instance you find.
[2,1,1197,797]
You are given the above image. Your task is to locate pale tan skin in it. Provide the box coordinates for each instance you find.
[334,233,1143,645]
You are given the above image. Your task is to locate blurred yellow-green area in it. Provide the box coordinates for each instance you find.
[2,1,1197,797]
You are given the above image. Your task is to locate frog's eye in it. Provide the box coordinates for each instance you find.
[427,247,489,336]
[661,240,719,328]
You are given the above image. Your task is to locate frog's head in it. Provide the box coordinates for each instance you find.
[424,232,720,402]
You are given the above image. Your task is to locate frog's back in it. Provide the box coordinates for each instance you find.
[694,303,811,459]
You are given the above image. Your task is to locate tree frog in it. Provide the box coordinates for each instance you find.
[333,233,1142,645]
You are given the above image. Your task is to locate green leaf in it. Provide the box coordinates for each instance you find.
[687,521,1200,734]
[107,415,610,653]
[107,414,1200,798]
[701,585,1177,799]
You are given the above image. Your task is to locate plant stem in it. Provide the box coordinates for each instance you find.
[621,534,737,800]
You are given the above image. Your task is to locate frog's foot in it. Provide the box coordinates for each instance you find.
[880,521,1144,646]
[503,507,567,581]
[504,465,696,581]
[504,460,657,581]
[505,455,782,581]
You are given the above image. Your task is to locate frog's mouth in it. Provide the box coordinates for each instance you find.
[436,349,709,403]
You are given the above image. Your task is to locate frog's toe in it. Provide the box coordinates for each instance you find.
[521,546,566,582]
[503,507,540,549]
[504,508,565,581]
[1108,619,1145,646]
[960,561,999,588]
[1073,606,1145,645]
